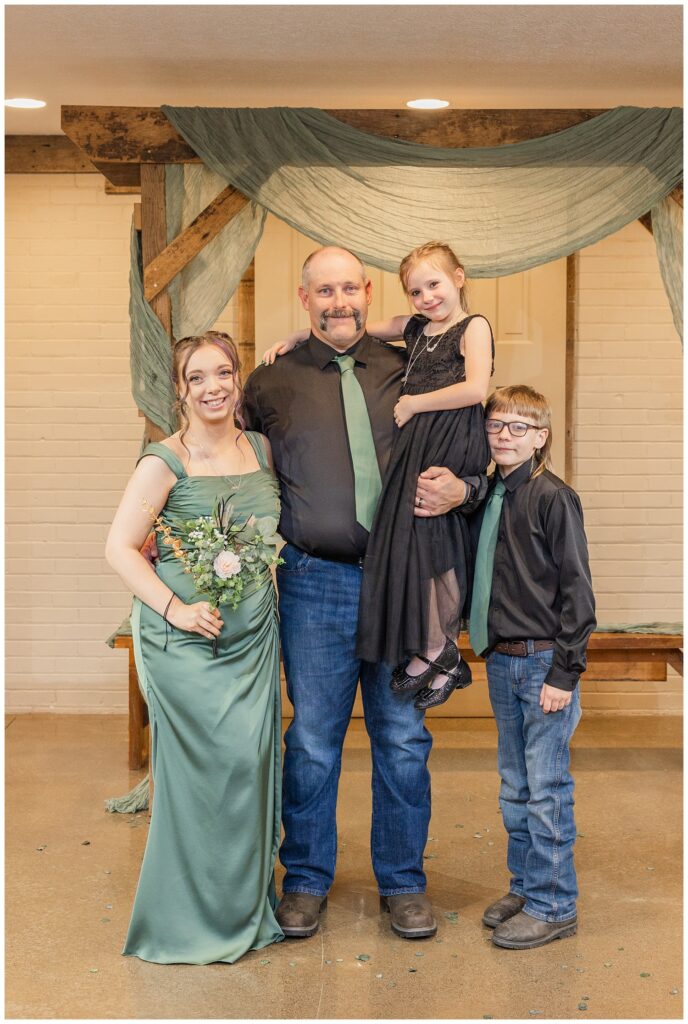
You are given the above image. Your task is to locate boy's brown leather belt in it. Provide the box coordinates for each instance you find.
[494,640,555,657]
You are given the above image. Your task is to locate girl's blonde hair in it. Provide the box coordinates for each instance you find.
[399,241,469,313]
[485,385,553,478]
[172,331,245,450]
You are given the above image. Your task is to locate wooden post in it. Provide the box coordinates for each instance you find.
[139,164,173,445]
[237,260,256,375]
[565,253,577,484]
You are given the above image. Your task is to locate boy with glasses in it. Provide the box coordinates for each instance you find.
[469,385,596,949]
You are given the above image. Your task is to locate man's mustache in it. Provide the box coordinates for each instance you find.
[319,309,363,331]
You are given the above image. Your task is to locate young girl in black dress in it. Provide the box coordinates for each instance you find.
[265,242,493,709]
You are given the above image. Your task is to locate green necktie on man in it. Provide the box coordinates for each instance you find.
[333,353,382,532]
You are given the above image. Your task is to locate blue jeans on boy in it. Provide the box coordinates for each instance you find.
[486,647,581,923]
[277,543,432,897]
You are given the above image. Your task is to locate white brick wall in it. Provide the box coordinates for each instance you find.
[5,174,237,711]
[574,221,682,624]
[573,221,682,713]
[5,178,682,713]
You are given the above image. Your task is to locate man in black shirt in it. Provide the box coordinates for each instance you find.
[469,385,595,950]
[244,247,477,940]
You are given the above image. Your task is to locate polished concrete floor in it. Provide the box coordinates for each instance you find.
[6,713,683,1020]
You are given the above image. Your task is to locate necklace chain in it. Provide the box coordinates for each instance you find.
[401,315,468,386]
[187,433,244,489]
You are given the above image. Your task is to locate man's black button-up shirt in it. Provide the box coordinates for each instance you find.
[243,332,406,562]
[471,460,596,691]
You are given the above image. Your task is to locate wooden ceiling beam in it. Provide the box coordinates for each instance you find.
[60,105,607,177]
[5,134,98,173]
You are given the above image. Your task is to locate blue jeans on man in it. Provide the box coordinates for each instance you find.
[486,648,581,922]
[277,543,432,896]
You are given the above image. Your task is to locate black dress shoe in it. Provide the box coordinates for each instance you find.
[390,639,459,694]
[276,892,327,938]
[492,910,577,949]
[380,894,437,938]
[413,657,472,710]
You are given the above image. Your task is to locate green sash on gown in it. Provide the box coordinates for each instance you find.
[123,432,284,965]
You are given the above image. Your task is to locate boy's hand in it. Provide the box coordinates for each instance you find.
[393,395,417,428]
[540,683,572,714]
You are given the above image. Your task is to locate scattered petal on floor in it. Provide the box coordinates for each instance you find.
[444,911,459,923]
[104,870,111,875]
[640,972,651,978]
[603,961,613,967]
[474,833,483,839]
[356,954,370,962]
[260,959,270,966]
[618,947,624,951]
[388,982,396,988]
[100,918,110,924]
[455,823,464,828]
[577,833,585,838]
[325,959,332,965]
[528,1010,542,1015]
[89,969,98,974]
[81,840,91,846]
[669,988,679,995]
[375,973,383,979]
[414,952,424,957]
[578,1002,588,1011]
[288,961,296,968]
[335,958,343,962]
[36,845,47,852]
[105,904,113,910]
[408,968,417,973]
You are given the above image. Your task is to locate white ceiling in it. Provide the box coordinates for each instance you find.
[5,3,683,136]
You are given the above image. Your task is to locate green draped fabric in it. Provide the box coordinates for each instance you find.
[130,106,682,434]
[652,193,683,338]
[128,221,177,436]
[165,163,266,340]
[161,105,681,276]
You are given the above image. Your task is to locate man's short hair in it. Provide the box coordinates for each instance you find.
[301,247,367,288]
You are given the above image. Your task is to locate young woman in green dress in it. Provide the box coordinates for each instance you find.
[106,331,284,964]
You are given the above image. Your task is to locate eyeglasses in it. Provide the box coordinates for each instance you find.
[485,419,542,437]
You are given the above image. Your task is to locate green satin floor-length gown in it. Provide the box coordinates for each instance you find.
[123,433,284,965]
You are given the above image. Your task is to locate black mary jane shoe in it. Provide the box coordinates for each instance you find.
[413,657,473,710]
[389,638,459,694]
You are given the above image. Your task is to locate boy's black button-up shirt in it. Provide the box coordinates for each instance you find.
[471,460,596,691]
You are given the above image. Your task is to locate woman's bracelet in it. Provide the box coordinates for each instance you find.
[162,593,176,622]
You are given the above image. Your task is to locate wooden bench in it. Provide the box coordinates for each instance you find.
[113,630,683,770]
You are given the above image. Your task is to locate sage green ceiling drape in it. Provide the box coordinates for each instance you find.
[131,106,682,434]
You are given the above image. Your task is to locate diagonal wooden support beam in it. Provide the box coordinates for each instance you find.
[144,185,249,301]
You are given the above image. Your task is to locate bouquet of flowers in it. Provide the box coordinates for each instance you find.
[144,497,283,656]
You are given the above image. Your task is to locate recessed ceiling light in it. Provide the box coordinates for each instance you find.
[5,98,46,109]
[406,98,449,110]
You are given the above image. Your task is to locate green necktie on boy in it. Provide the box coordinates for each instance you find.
[469,477,506,657]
